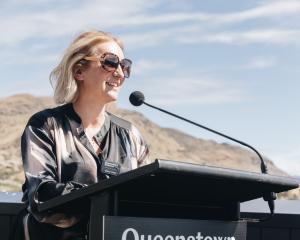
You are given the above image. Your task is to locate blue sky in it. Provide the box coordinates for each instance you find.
[0,0,299,175]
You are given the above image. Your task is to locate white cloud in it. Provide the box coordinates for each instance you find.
[0,43,60,66]
[138,76,244,106]
[214,0,300,24]
[1,0,300,47]
[241,57,276,69]
[122,27,300,51]
[0,0,158,45]
[118,12,212,26]
[133,59,177,75]
[178,29,300,45]
[122,30,174,49]
[134,1,300,26]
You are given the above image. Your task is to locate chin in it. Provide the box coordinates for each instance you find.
[105,93,118,103]
[101,87,121,103]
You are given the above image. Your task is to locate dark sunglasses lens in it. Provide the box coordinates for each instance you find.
[120,59,132,78]
[103,55,119,69]
[101,53,132,78]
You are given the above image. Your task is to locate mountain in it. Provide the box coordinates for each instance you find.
[0,94,298,199]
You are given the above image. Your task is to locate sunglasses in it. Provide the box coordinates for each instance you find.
[84,52,132,78]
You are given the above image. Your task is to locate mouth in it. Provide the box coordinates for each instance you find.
[106,81,119,87]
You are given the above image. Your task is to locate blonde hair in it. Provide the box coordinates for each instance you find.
[50,30,124,104]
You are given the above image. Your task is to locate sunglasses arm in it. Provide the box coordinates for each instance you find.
[84,56,100,61]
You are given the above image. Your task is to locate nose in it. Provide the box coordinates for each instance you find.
[113,65,125,79]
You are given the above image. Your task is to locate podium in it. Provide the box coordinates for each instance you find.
[38,160,298,240]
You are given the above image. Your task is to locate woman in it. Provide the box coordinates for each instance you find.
[21,31,149,240]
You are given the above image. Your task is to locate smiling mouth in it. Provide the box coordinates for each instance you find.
[106,81,119,87]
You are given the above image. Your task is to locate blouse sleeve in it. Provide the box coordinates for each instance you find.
[21,113,85,228]
[130,125,150,166]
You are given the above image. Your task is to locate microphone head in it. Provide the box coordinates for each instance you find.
[129,91,145,106]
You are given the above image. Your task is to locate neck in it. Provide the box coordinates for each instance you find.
[73,95,108,129]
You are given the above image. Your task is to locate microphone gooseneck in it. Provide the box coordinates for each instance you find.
[129,92,268,173]
[129,90,276,221]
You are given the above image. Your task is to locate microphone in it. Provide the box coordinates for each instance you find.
[129,90,276,220]
[129,91,144,106]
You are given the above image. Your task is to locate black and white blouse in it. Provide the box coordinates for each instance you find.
[21,103,149,240]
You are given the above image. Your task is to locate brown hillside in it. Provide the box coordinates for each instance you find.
[0,94,298,199]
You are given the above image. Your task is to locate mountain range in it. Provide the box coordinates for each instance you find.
[0,94,298,199]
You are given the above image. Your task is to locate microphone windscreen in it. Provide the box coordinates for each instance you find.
[129,91,145,106]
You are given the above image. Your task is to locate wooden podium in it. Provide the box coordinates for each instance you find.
[38,160,299,240]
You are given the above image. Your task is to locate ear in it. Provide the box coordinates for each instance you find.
[74,68,84,81]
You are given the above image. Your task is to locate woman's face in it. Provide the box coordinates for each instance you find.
[77,41,127,103]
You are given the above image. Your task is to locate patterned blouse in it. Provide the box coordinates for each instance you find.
[21,103,149,240]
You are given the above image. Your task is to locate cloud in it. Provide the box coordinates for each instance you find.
[0,41,60,66]
[4,52,59,65]
[123,27,300,50]
[177,29,300,45]
[136,76,244,106]
[1,0,300,47]
[118,12,212,26]
[0,0,158,45]
[123,1,300,47]
[133,59,177,75]
[122,30,175,49]
[214,0,300,24]
[241,57,276,69]
[131,1,300,26]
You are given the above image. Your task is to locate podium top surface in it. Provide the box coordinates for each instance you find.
[38,159,299,212]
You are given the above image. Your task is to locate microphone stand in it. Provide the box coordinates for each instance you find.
[142,100,276,221]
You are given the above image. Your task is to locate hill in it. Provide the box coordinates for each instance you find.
[0,94,298,199]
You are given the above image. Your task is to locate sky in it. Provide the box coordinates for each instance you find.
[0,0,299,175]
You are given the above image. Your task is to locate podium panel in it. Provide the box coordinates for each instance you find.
[102,216,247,240]
[37,160,298,240]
